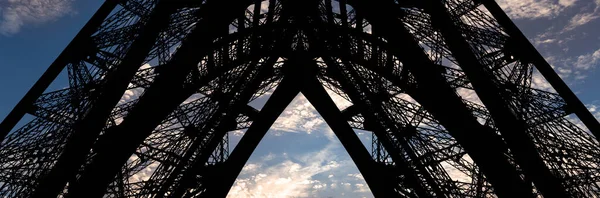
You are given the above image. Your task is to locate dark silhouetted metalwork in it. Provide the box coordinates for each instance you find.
[1,0,599,197]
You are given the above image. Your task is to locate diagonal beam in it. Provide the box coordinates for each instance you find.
[0,0,118,143]
[424,1,567,197]
[481,0,600,139]
[342,1,535,197]
[32,3,175,197]
[201,60,303,198]
[301,76,399,198]
[63,1,255,197]
[203,53,398,198]
[322,57,434,198]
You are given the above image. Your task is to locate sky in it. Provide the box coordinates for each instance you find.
[0,0,600,197]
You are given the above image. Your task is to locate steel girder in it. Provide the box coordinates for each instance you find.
[1,0,599,197]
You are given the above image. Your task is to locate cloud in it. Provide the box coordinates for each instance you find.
[574,48,600,70]
[0,0,75,35]
[563,12,599,31]
[128,160,160,183]
[585,103,600,123]
[531,71,556,92]
[534,38,558,46]
[559,0,578,7]
[228,146,341,197]
[270,93,325,135]
[456,87,484,105]
[496,0,576,19]
[228,93,370,198]
[532,47,600,82]
[270,89,351,136]
[228,133,372,198]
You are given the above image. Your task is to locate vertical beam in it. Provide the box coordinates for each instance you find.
[32,3,175,197]
[424,1,567,197]
[481,0,600,139]
[0,0,119,143]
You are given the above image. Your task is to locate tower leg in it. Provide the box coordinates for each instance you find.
[0,0,119,143]
[343,1,534,196]
[481,0,600,138]
[424,1,567,197]
[203,54,399,198]
[33,3,174,197]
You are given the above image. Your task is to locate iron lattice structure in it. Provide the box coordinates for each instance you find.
[1,0,600,197]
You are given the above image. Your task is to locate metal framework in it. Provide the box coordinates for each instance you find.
[1,0,599,197]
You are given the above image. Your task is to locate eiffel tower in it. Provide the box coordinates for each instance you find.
[2,0,600,197]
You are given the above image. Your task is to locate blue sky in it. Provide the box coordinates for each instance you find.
[1,0,600,197]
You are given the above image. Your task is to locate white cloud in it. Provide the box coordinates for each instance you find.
[534,38,558,46]
[574,48,600,70]
[456,87,484,105]
[229,94,372,197]
[564,12,599,31]
[531,71,555,92]
[532,47,600,82]
[586,103,600,122]
[559,0,578,7]
[497,0,576,19]
[127,155,159,183]
[269,90,350,136]
[228,142,369,198]
[270,93,325,135]
[0,0,74,35]
[354,183,370,193]
[118,87,144,105]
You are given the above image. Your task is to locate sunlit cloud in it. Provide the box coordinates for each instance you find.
[269,89,351,136]
[0,0,74,35]
[228,128,372,198]
[564,12,599,31]
[229,92,371,197]
[574,48,600,71]
[270,93,325,135]
[497,0,577,19]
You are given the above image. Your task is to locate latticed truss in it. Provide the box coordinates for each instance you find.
[1,0,599,197]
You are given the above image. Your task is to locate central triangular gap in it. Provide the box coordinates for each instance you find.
[227,91,374,198]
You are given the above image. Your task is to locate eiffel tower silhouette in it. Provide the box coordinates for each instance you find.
[1,0,600,197]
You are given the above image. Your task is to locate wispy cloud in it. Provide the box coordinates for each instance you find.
[228,143,345,197]
[574,48,600,70]
[561,0,600,32]
[497,0,577,19]
[229,91,370,198]
[0,0,74,35]
[228,128,372,198]
[564,12,599,31]
[527,46,600,83]
[269,90,351,136]
[269,93,325,135]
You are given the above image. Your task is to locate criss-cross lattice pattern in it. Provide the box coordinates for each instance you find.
[1,0,599,197]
